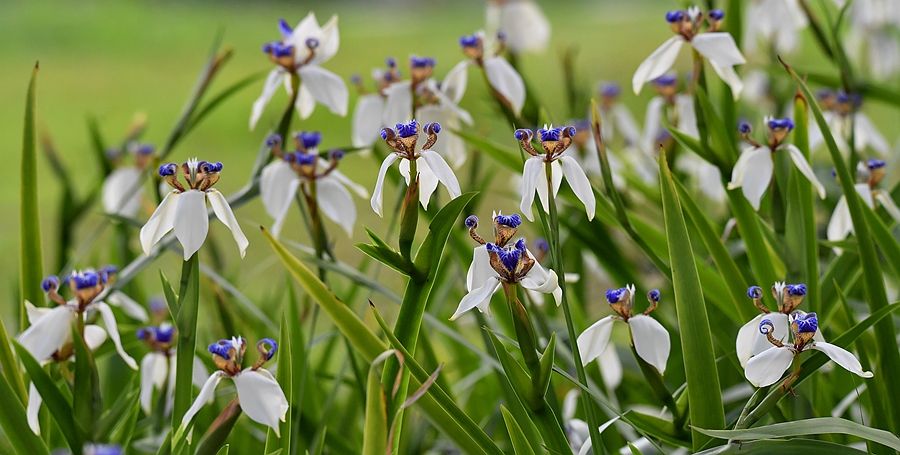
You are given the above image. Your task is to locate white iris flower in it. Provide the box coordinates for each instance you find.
[743,0,808,55]
[827,160,900,246]
[485,0,550,54]
[136,324,210,416]
[102,143,154,218]
[458,31,526,117]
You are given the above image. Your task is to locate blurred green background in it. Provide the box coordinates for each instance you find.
[2,0,894,321]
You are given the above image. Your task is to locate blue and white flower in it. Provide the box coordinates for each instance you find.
[827,159,900,244]
[485,0,550,54]
[102,143,154,218]
[370,120,461,216]
[839,0,900,80]
[745,312,873,387]
[260,132,368,237]
[450,213,561,320]
[728,117,826,210]
[743,0,807,55]
[136,323,209,415]
[457,31,526,116]
[633,7,746,98]
[577,285,670,374]
[515,126,596,221]
[140,158,248,260]
[736,282,824,368]
[251,14,348,129]
[181,337,288,437]
[596,82,641,149]
[809,91,890,157]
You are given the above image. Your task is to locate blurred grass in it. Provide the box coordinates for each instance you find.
[1,0,893,319]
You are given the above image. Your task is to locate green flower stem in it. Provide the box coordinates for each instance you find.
[398,158,419,260]
[171,252,200,433]
[277,73,301,143]
[501,282,541,395]
[544,163,606,453]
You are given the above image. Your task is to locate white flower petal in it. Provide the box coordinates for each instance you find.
[640,97,666,153]
[402,158,440,209]
[598,344,623,390]
[106,291,149,322]
[674,94,699,137]
[417,105,467,168]
[632,36,684,94]
[18,305,75,363]
[295,82,316,120]
[94,302,138,369]
[483,56,526,115]
[450,276,501,321]
[316,176,356,237]
[173,190,209,260]
[728,146,773,210]
[83,325,108,351]
[260,160,301,238]
[745,345,794,387]
[250,69,286,130]
[576,316,615,366]
[180,371,225,431]
[874,191,900,222]
[297,65,348,117]
[611,104,641,147]
[442,60,470,104]
[691,33,746,98]
[351,94,386,147]
[381,81,413,126]
[287,13,321,55]
[419,150,461,199]
[315,15,340,64]
[784,144,826,199]
[853,113,889,156]
[559,156,596,220]
[233,369,289,435]
[140,352,169,414]
[466,245,497,291]
[520,259,560,296]
[736,313,790,368]
[812,342,873,378]
[140,191,180,256]
[519,157,544,221]
[27,383,42,434]
[370,153,399,217]
[208,189,249,259]
[329,170,368,199]
[193,356,210,389]
[628,314,670,374]
[102,167,144,217]
[498,1,550,52]
[827,195,853,242]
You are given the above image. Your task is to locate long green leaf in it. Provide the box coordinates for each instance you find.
[0,312,27,405]
[659,153,725,449]
[14,342,83,453]
[72,324,101,439]
[695,438,868,455]
[696,417,900,451]
[20,63,43,331]
[781,57,900,433]
[171,253,201,433]
[501,405,537,455]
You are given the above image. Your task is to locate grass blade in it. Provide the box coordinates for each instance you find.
[20,63,43,331]
[171,253,201,434]
[696,417,900,451]
[0,367,49,455]
[72,325,101,440]
[500,405,537,455]
[659,153,725,449]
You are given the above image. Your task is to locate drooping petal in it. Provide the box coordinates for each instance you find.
[27,383,42,434]
[193,356,210,389]
[351,94,386,147]
[737,313,791,368]
[559,155,596,220]
[400,158,439,209]
[83,325,108,351]
[640,97,666,153]
[628,314,671,374]
[173,190,209,260]
[417,105,467,168]
[233,369,289,436]
[691,33,746,98]
[250,69,286,130]
[598,343,623,390]
[483,56,526,115]
[632,36,684,94]
[180,371,225,431]
[329,169,368,199]
[94,302,138,369]
[812,342,873,378]
[314,15,340,64]
[140,352,169,414]
[520,258,560,297]
[728,146,773,210]
[441,60,470,104]
[744,345,794,387]
[18,305,75,363]
[102,167,144,217]
[370,153,399,217]
[419,150,461,199]
[106,291,149,322]
[208,189,249,259]
[297,65,348,117]
[535,160,563,215]
[140,191,180,256]
[576,316,615,365]
[874,191,900,222]
[466,245,497,292]
[260,160,301,238]
[295,82,316,119]
[783,144,826,199]
[450,276,501,321]
[498,0,550,53]
[674,94,699,137]
[611,104,641,147]
[853,112,889,156]
[827,195,853,242]
[519,157,544,221]
[316,176,356,237]
[381,81,413,126]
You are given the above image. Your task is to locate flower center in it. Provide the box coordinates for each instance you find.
[159,158,222,193]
